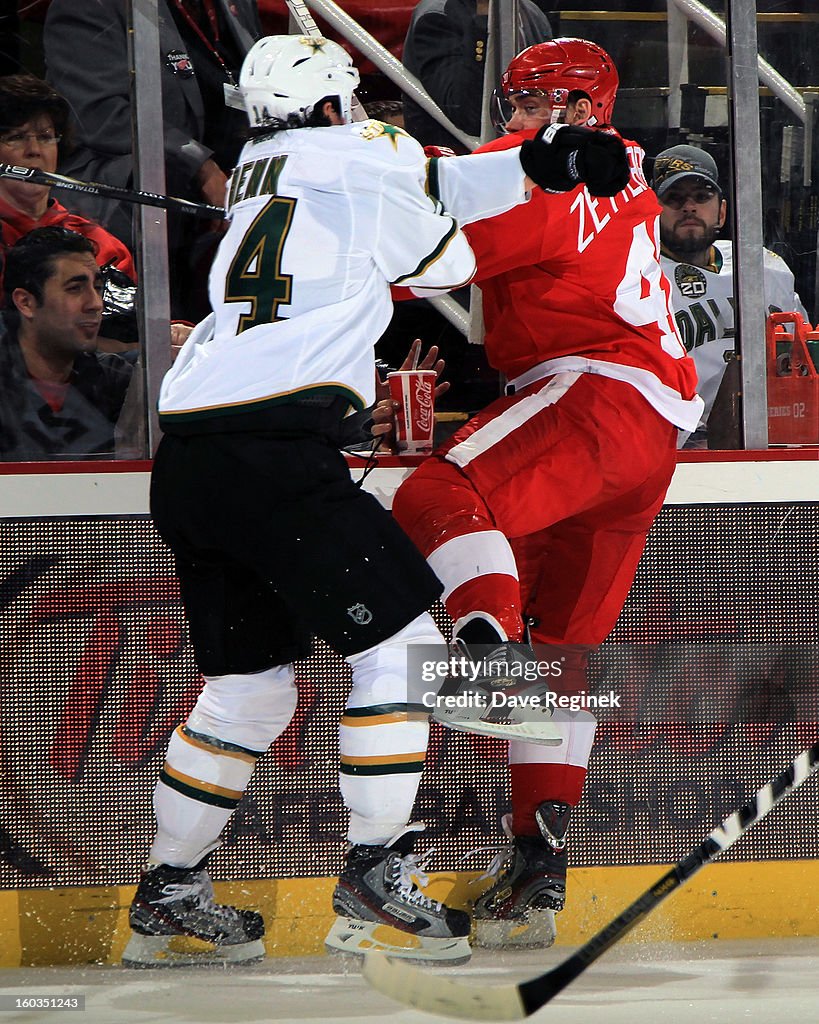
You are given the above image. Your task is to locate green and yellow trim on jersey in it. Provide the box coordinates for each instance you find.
[392,219,465,285]
[158,382,364,426]
[425,157,442,204]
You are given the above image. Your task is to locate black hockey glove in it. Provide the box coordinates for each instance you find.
[519,123,631,197]
[100,262,138,342]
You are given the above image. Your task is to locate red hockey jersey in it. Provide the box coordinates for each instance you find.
[464,130,702,431]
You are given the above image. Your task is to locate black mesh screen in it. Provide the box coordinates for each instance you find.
[1,504,817,889]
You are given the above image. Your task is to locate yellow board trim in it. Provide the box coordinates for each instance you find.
[0,890,21,966]
[3,862,819,967]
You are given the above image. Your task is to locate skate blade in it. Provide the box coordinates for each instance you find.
[473,909,556,950]
[325,916,471,965]
[121,932,266,968]
[433,714,563,746]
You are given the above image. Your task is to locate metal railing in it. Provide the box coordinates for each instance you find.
[669,0,806,124]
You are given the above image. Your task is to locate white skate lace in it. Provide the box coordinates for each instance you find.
[390,850,443,911]
[157,874,239,921]
[461,814,515,884]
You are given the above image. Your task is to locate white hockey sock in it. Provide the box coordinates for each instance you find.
[150,665,297,867]
[508,712,597,825]
[509,710,597,769]
[341,611,443,846]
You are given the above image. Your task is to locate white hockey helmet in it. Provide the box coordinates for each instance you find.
[239,34,360,129]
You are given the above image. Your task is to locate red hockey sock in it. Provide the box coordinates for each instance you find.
[447,576,524,642]
[510,762,587,835]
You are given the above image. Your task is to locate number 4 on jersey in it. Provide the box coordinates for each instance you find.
[224,196,296,332]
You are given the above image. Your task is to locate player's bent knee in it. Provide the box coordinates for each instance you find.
[393,461,488,556]
[348,611,443,656]
[187,665,298,752]
[393,459,460,529]
[346,612,444,706]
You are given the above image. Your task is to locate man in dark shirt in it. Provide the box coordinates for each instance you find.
[43,0,261,241]
[402,0,552,150]
[43,0,262,321]
[0,227,132,461]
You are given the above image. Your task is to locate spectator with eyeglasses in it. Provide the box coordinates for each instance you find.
[0,74,140,353]
[652,143,807,448]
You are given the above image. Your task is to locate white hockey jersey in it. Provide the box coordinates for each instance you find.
[662,239,807,439]
[158,121,528,426]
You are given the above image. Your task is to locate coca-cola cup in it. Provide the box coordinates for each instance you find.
[387,369,436,454]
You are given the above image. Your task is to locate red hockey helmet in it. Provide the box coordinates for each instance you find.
[501,38,619,127]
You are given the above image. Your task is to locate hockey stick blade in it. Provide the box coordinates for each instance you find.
[363,741,819,1021]
[362,957,525,1022]
[0,162,224,219]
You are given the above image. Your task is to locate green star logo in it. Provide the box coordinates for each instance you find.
[380,122,404,150]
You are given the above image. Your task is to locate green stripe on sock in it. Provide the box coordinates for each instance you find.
[159,769,241,810]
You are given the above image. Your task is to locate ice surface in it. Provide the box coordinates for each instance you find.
[1,939,818,1023]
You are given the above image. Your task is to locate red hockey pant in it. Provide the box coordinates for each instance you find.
[393,371,677,833]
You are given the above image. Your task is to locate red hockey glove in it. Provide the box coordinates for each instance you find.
[519,123,630,197]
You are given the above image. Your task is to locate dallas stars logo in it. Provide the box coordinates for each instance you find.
[300,36,327,53]
[380,122,405,150]
[360,119,407,150]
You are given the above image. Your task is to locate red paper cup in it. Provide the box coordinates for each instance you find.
[387,370,436,453]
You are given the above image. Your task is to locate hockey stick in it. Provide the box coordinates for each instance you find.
[363,740,819,1021]
[284,0,368,122]
[0,163,225,220]
[285,0,473,339]
[284,0,321,36]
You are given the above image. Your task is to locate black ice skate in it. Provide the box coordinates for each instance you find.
[472,801,570,949]
[122,861,265,967]
[325,823,471,964]
[432,637,563,746]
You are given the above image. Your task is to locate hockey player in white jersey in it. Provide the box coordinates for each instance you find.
[123,34,630,968]
[652,144,807,448]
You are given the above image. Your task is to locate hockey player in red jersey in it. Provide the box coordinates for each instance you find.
[392,38,702,950]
